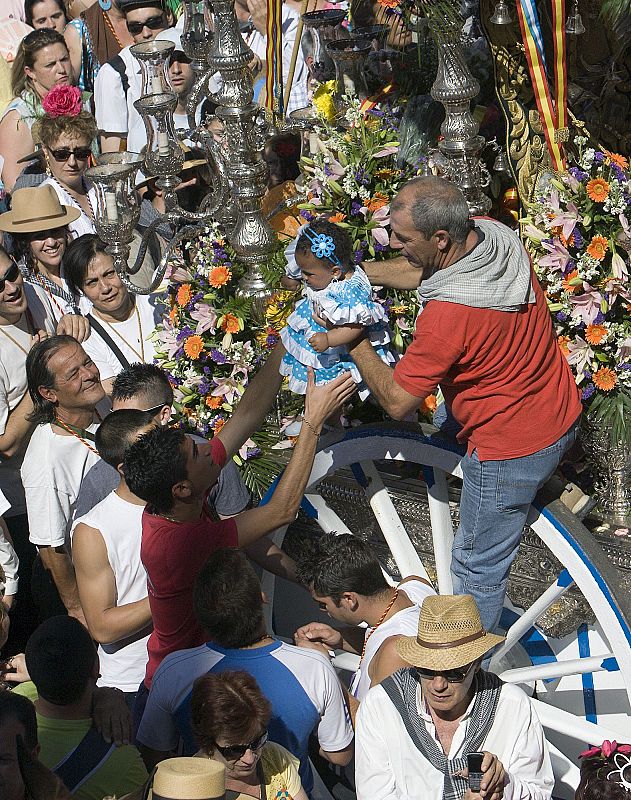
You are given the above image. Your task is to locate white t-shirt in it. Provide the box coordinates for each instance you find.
[81,294,162,380]
[72,490,151,692]
[42,177,98,239]
[21,423,101,548]
[355,680,554,800]
[349,579,435,701]
[0,284,57,515]
[94,44,143,142]
[0,487,19,595]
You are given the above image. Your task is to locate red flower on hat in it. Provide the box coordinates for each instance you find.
[42,85,82,118]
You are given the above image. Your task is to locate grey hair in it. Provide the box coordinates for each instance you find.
[392,176,472,244]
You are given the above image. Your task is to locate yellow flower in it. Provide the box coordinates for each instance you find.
[313,81,337,122]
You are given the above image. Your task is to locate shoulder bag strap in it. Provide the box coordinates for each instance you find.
[52,726,115,793]
[86,313,132,370]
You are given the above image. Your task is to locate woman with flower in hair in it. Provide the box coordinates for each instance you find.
[35,86,98,238]
[577,741,631,800]
[0,29,76,192]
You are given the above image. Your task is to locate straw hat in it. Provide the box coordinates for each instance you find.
[0,185,80,234]
[395,594,505,671]
[149,758,226,800]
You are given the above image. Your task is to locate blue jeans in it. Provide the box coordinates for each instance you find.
[434,402,579,633]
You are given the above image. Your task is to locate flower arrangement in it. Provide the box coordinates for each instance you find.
[152,225,285,495]
[524,137,631,443]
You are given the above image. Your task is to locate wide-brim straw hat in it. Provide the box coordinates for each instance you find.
[143,758,226,800]
[395,594,505,671]
[0,184,80,234]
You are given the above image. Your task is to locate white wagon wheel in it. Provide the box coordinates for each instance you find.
[269,421,631,796]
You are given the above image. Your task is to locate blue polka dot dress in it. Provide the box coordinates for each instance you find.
[280,266,397,399]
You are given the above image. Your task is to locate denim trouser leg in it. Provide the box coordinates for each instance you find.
[451,422,579,633]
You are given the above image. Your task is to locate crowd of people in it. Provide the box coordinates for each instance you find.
[0,2,614,800]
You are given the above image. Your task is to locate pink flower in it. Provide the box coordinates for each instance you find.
[42,85,82,118]
[602,741,618,758]
[548,190,580,240]
[579,746,603,759]
[566,336,594,378]
[374,145,398,158]
[190,303,217,335]
[569,286,603,325]
[538,238,571,273]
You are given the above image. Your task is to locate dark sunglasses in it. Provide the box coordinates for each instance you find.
[411,661,475,684]
[0,262,20,293]
[48,147,92,162]
[126,14,165,34]
[141,402,169,416]
[214,731,268,762]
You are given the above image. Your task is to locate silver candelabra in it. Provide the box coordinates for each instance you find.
[86,0,274,305]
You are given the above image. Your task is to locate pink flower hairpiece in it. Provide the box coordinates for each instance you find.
[42,85,83,118]
[580,741,631,759]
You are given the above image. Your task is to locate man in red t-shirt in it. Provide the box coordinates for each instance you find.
[122,358,355,695]
[357,176,582,633]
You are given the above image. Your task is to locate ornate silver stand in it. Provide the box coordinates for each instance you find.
[580,416,631,527]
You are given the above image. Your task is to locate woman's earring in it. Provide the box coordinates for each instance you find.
[99,0,113,10]
[44,155,52,178]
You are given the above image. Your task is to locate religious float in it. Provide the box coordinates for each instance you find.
[83,0,631,796]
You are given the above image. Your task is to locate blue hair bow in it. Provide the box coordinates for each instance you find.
[303,227,341,266]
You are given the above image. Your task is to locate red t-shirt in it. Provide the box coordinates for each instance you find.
[393,273,582,460]
[141,439,238,686]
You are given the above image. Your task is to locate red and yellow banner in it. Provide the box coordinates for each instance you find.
[516,0,569,171]
[265,0,284,116]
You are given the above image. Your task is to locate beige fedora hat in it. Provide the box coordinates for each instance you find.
[150,758,225,800]
[0,184,81,234]
[395,594,505,671]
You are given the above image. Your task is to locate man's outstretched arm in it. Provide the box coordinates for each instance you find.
[218,342,285,460]
[350,338,425,420]
[362,257,421,290]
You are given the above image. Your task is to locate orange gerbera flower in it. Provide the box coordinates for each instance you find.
[367,192,389,212]
[586,177,610,203]
[205,395,222,409]
[213,418,226,434]
[176,283,193,307]
[558,335,570,356]
[562,269,580,293]
[183,335,204,359]
[585,324,607,345]
[209,265,231,288]
[328,212,347,223]
[422,394,438,413]
[593,367,617,392]
[221,313,240,334]
[169,307,178,324]
[378,0,399,8]
[586,235,608,261]
[603,150,629,169]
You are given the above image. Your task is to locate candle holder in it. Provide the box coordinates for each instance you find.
[85,161,142,268]
[182,0,213,72]
[134,93,185,198]
[130,40,175,95]
[326,39,371,114]
[352,24,390,50]
[301,9,347,83]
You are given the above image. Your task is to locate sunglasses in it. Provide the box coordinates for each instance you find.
[215,731,268,762]
[126,14,165,34]
[48,147,92,162]
[141,402,170,417]
[0,262,20,293]
[411,661,475,684]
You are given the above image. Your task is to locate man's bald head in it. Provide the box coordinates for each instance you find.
[392,177,471,244]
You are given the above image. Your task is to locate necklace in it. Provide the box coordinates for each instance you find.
[53,416,99,455]
[97,303,145,362]
[359,589,400,665]
[246,633,273,647]
[102,8,124,48]
[32,272,67,318]
[51,177,95,222]
[0,310,36,356]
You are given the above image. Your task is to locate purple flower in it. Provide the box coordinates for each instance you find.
[374,241,387,252]
[247,447,261,459]
[572,228,583,249]
[612,164,626,182]
[593,310,605,324]
[355,167,369,185]
[582,383,596,400]
[569,167,588,182]
[351,201,363,216]
[300,209,315,222]
[353,249,365,264]
[556,311,568,322]
[210,348,227,365]
[594,152,605,163]
[203,366,211,374]
[199,379,211,395]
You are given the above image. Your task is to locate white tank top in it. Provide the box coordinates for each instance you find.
[72,491,151,692]
[349,579,435,701]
